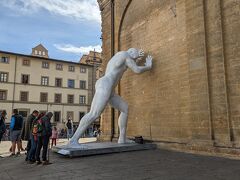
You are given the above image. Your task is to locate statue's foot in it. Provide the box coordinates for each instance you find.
[118,137,135,144]
[64,139,88,149]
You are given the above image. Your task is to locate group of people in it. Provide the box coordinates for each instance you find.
[0,109,101,163]
[0,109,58,165]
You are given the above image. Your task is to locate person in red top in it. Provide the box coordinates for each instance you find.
[51,127,58,148]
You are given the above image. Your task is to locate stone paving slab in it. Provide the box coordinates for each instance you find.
[1,148,240,180]
[0,138,96,157]
[53,142,157,157]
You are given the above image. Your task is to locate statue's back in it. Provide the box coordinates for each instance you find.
[105,51,128,75]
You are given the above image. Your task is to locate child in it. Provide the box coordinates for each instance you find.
[51,127,58,148]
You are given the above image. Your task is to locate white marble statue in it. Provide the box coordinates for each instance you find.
[69,48,153,147]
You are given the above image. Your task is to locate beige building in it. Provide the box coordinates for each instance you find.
[0,44,94,126]
[98,0,240,155]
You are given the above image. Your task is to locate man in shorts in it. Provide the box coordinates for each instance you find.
[10,109,24,156]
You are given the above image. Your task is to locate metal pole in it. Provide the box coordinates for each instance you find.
[11,55,17,112]
[110,0,115,141]
[47,138,50,162]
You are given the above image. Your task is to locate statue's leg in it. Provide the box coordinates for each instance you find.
[69,88,111,145]
[109,94,131,144]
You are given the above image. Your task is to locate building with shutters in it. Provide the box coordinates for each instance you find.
[0,44,94,127]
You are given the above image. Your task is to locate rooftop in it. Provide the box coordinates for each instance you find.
[0,49,93,67]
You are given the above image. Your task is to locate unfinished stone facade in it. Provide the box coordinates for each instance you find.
[97,0,240,153]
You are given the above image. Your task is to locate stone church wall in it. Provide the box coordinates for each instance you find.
[98,0,240,153]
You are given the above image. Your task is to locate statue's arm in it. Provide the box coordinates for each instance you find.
[126,55,152,74]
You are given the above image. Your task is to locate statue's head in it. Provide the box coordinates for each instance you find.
[127,48,144,60]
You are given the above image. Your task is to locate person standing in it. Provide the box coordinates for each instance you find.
[35,112,53,165]
[21,110,39,161]
[0,110,7,143]
[51,127,58,148]
[28,112,45,163]
[66,118,73,140]
[3,128,9,141]
[10,109,24,156]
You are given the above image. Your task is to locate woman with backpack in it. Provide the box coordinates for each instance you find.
[27,112,45,163]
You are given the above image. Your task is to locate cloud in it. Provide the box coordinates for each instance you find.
[0,0,101,23]
[54,44,102,55]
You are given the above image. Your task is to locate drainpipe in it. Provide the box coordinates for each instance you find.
[110,0,115,141]
[11,55,17,112]
[61,104,64,124]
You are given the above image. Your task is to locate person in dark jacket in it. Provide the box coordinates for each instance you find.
[0,110,7,143]
[65,118,73,140]
[10,109,24,156]
[28,112,45,163]
[35,112,53,165]
[21,110,39,161]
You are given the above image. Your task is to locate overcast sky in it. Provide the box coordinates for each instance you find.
[0,0,102,62]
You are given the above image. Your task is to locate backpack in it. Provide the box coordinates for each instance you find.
[37,118,44,133]
[32,121,38,136]
[32,118,43,135]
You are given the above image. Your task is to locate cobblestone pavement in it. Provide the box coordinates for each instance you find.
[0,138,96,157]
[0,147,240,180]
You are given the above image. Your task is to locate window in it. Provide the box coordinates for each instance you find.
[80,67,86,73]
[68,65,75,72]
[68,79,75,88]
[41,76,49,86]
[56,64,63,70]
[68,95,74,104]
[54,111,61,122]
[79,95,86,104]
[55,94,62,103]
[39,51,42,55]
[18,110,28,118]
[22,59,30,66]
[1,57,9,63]
[67,111,74,120]
[42,61,49,69]
[0,90,7,100]
[55,78,62,87]
[80,80,86,89]
[20,91,28,101]
[0,72,8,82]
[43,51,46,56]
[79,112,85,121]
[40,92,48,102]
[21,74,29,84]
[35,50,38,55]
